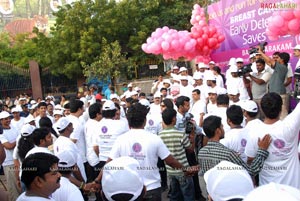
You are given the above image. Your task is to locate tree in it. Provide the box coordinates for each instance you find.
[82,38,135,86]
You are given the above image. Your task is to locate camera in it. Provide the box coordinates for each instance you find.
[237,63,253,77]
[248,42,268,55]
[183,113,203,135]
[293,68,300,99]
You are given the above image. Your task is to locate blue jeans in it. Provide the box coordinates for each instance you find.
[169,175,195,201]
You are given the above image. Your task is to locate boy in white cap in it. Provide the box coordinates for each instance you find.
[11,106,25,131]
[101,156,145,201]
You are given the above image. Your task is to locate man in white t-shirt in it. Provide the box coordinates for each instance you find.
[190,89,206,126]
[52,151,84,201]
[0,111,20,201]
[11,106,25,132]
[93,100,129,167]
[25,128,53,157]
[245,92,300,188]
[96,103,191,201]
[17,153,60,201]
[35,102,54,128]
[293,45,300,69]
[67,99,87,178]
[220,105,248,162]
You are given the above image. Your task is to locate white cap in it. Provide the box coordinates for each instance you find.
[179,75,188,80]
[228,58,236,66]
[249,53,256,59]
[11,106,23,113]
[218,88,227,95]
[227,87,239,95]
[110,94,120,100]
[0,111,11,119]
[120,101,126,106]
[54,104,64,110]
[29,103,38,110]
[57,150,77,168]
[53,109,64,116]
[207,88,217,94]
[193,73,204,80]
[244,182,300,201]
[163,79,171,85]
[198,62,208,68]
[154,92,162,98]
[206,74,216,81]
[209,61,215,65]
[130,91,138,97]
[139,99,150,107]
[172,75,180,82]
[229,65,238,72]
[54,117,71,132]
[241,100,258,113]
[30,100,37,105]
[19,97,27,101]
[102,100,116,110]
[204,161,254,201]
[127,83,133,87]
[102,156,144,201]
[24,114,35,124]
[293,45,300,50]
[21,124,35,137]
[236,58,244,63]
[45,96,51,100]
[179,67,188,72]
[172,66,179,70]
[134,87,141,92]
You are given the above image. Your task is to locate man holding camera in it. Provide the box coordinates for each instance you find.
[258,47,289,119]
[246,58,271,119]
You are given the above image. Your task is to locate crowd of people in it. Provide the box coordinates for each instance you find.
[0,44,300,201]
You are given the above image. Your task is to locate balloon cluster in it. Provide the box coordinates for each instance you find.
[141,4,225,63]
[266,6,300,41]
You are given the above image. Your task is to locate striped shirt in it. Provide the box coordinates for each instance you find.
[198,141,269,176]
[159,127,191,176]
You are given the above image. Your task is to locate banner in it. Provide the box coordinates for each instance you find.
[208,0,299,70]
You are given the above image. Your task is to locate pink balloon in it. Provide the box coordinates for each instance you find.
[268,35,279,41]
[142,44,148,52]
[273,15,284,27]
[217,35,225,42]
[199,20,206,26]
[288,19,300,32]
[281,11,294,21]
[161,41,170,51]
[171,40,179,49]
[208,38,217,48]
[294,10,300,19]
[146,38,153,44]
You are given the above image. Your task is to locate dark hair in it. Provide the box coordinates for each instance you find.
[126,103,148,128]
[175,96,190,108]
[162,108,177,125]
[160,88,167,92]
[89,103,102,119]
[39,117,58,138]
[114,102,121,110]
[102,189,145,201]
[203,116,222,138]
[256,58,265,65]
[102,109,116,118]
[69,99,84,113]
[261,93,282,119]
[192,89,200,95]
[18,135,34,162]
[245,110,258,118]
[213,66,221,75]
[63,102,70,109]
[278,52,290,66]
[139,92,146,97]
[217,94,229,105]
[125,97,133,103]
[21,153,59,190]
[31,128,50,146]
[273,51,280,56]
[226,105,243,125]
[37,102,47,108]
[162,98,174,109]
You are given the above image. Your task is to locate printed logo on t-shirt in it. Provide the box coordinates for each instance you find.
[148,119,154,126]
[241,138,247,147]
[101,126,108,134]
[132,143,142,153]
[273,139,285,149]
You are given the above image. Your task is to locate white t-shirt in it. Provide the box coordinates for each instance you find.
[84,118,100,166]
[215,74,225,88]
[68,115,87,163]
[53,136,87,182]
[189,99,206,126]
[245,102,300,188]
[204,107,230,134]
[0,127,19,166]
[11,117,25,132]
[35,115,54,128]
[110,129,170,191]
[16,192,55,201]
[144,113,162,135]
[296,59,300,69]
[25,146,53,158]
[206,102,218,114]
[221,128,248,162]
[226,77,250,101]
[94,118,129,161]
[51,177,84,201]
[179,84,194,100]
[149,103,161,116]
